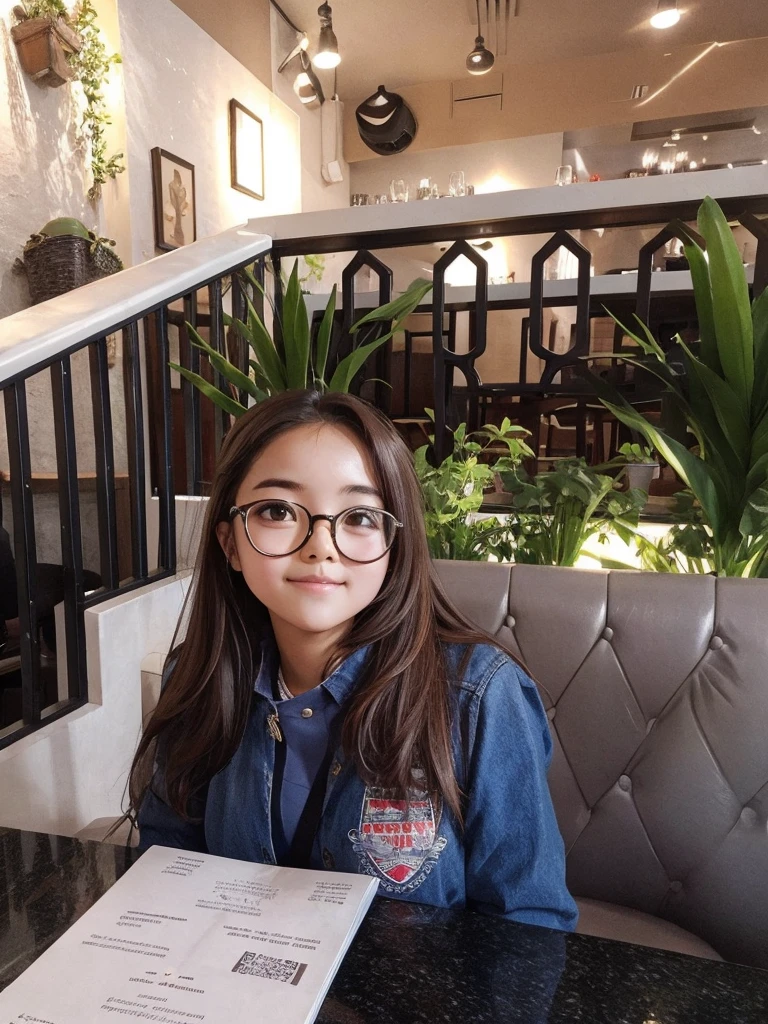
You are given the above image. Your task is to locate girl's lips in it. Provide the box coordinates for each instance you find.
[287,578,344,591]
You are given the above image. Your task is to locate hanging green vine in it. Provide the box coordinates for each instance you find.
[19,0,124,200]
[70,0,124,200]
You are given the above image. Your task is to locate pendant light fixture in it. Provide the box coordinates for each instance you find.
[313,2,340,69]
[293,51,324,106]
[466,0,495,75]
[650,0,681,29]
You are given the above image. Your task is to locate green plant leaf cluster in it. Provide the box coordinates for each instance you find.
[173,261,433,418]
[497,459,646,567]
[584,196,768,577]
[23,1,125,199]
[70,0,124,200]
[413,417,534,560]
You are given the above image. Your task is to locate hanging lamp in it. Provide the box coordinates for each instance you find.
[313,3,340,69]
[650,0,681,29]
[466,0,495,75]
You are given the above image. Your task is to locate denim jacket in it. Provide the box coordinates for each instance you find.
[139,641,578,932]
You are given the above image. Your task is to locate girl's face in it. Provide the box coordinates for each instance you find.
[217,423,391,646]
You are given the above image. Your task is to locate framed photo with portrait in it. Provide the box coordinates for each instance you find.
[151,147,197,252]
[229,99,265,201]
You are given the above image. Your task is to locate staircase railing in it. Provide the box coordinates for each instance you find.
[0,226,271,749]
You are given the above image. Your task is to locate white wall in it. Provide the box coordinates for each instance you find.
[0,573,190,836]
[119,0,301,267]
[0,0,126,319]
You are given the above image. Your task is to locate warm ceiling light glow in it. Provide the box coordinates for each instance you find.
[689,160,698,168]
[671,130,681,141]
[293,71,317,104]
[313,2,340,69]
[651,0,681,29]
[702,134,708,141]
[466,36,495,74]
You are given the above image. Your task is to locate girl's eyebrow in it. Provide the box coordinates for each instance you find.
[253,478,382,499]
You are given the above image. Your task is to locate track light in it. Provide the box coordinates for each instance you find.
[293,52,323,105]
[650,0,681,29]
[313,3,340,69]
[466,0,495,75]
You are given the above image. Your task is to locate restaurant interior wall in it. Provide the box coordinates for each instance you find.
[343,36,768,163]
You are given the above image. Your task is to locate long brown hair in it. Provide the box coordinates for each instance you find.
[129,390,510,824]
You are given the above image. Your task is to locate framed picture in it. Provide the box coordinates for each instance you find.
[229,99,264,201]
[151,147,197,252]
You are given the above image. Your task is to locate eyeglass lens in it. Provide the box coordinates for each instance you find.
[243,500,397,561]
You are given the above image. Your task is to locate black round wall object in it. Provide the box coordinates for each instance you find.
[355,85,417,155]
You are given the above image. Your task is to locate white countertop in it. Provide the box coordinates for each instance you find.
[246,166,768,245]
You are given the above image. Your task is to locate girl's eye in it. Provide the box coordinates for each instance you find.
[343,508,383,531]
[255,501,297,524]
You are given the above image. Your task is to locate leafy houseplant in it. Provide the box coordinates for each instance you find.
[496,459,646,567]
[585,196,768,577]
[12,1,124,199]
[618,441,660,492]
[173,261,434,416]
[413,418,534,560]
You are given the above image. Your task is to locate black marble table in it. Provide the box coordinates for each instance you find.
[1,827,767,1023]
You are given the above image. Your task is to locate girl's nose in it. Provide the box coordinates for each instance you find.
[300,520,338,561]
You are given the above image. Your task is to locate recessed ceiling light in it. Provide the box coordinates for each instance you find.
[702,134,708,141]
[651,0,681,29]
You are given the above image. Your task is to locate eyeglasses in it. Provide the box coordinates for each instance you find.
[229,499,403,563]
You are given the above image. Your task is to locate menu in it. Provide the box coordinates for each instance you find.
[0,845,378,1024]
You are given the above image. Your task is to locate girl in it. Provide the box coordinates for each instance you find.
[131,390,577,931]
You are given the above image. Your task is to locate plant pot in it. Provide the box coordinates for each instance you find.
[626,463,660,493]
[11,16,82,87]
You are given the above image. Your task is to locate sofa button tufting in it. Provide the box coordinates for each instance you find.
[618,774,632,792]
[709,635,724,650]
[505,615,516,628]
[602,626,614,641]
[741,807,758,826]
[669,880,683,893]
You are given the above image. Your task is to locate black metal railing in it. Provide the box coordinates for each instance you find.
[0,243,268,750]
[2,178,768,751]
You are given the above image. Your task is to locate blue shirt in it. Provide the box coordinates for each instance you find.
[139,641,578,932]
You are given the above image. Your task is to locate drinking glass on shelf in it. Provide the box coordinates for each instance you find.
[390,178,409,203]
[449,170,466,197]
[417,177,432,200]
[554,165,574,186]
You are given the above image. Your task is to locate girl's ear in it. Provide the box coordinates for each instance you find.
[216,522,242,572]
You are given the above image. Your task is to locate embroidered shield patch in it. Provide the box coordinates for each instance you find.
[348,783,447,892]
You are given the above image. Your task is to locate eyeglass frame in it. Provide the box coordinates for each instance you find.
[228,499,403,564]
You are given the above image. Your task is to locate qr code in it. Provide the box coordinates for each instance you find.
[231,951,308,986]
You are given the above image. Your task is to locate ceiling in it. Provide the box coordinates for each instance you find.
[275,0,768,100]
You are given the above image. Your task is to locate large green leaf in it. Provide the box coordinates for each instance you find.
[587,373,723,536]
[752,287,768,421]
[243,294,287,392]
[697,196,754,410]
[739,483,768,539]
[745,452,768,497]
[314,285,337,388]
[678,340,749,464]
[169,364,248,417]
[281,261,309,389]
[350,279,433,332]
[328,333,393,393]
[682,239,720,375]
[186,324,259,400]
[751,409,768,466]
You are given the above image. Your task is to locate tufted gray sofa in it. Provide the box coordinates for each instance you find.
[80,561,768,968]
[433,560,768,970]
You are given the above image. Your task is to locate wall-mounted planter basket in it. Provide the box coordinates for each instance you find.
[11,15,82,88]
[18,234,122,305]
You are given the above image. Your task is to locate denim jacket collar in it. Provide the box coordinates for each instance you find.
[253,634,371,707]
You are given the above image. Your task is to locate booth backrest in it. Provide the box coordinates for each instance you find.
[433,560,768,969]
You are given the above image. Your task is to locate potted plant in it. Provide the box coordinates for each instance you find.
[11,1,82,87]
[12,1,124,199]
[15,216,123,304]
[173,261,434,415]
[619,441,660,492]
[496,459,646,567]
[585,196,768,577]
[413,417,534,560]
